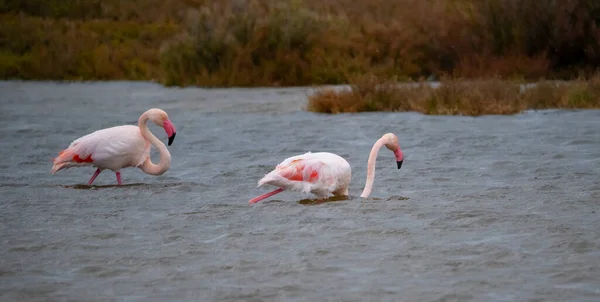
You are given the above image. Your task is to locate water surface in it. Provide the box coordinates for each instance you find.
[1,81,600,301]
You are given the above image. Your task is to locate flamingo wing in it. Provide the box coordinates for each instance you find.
[257,152,343,194]
[275,157,323,183]
[52,125,148,173]
[250,152,351,203]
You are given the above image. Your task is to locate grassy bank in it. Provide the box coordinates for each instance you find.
[2,0,600,86]
[307,74,600,116]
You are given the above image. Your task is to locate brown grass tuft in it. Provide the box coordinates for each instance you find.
[308,74,600,116]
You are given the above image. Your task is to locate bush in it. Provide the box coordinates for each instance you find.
[307,74,600,115]
[2,0,600,85]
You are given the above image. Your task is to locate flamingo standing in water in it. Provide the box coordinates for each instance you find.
[248,133,403,203]
[51,108,177,185]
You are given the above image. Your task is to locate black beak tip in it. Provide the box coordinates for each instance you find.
[168,132,176,146]
[397,160,403,169]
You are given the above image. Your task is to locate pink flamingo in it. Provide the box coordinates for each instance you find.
[249,133,403,203]
[51,108,177,185]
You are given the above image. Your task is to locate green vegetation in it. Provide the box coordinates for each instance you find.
[2,0,600,87]
[2,0,600,114]
[0,0,178,81]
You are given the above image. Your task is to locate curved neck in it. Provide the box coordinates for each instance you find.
[360,137,385,198]
[138,114,171,176]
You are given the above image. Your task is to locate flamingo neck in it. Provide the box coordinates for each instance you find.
[360,137,385,198]
[138,113,171,176]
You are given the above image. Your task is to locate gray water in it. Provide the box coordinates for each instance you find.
[1,81,600,302]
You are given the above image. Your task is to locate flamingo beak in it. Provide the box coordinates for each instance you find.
[168,132,176,146]
[164,119,177,146]
[393,148,403,169]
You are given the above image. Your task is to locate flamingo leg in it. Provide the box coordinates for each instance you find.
[249,188,284,203]
[115,172,123,185]
[87,168,102,185]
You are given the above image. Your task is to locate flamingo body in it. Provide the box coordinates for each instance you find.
[250,152,351,203]
[51,108,176,185]
[51,125,150,174]
[249,133,404,203]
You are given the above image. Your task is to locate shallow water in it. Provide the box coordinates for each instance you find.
[1,81,600,302]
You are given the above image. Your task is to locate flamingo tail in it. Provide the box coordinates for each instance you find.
[51,148,92,174]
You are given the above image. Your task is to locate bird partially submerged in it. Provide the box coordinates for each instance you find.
[249,133,403,203]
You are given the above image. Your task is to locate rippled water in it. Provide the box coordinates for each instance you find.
[1,81,600,301]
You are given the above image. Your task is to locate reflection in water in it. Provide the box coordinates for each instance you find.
[297,195,350,205]
[60,183,187,189]
[386,195,410,201]
[1,81,600,301]
[61,183,145,190]
[59,182,192,190]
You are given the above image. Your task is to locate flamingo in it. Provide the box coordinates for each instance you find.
[51,108,177,186]
[248,133,403,203]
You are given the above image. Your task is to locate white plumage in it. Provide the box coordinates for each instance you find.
[249,133,405,203]
[51,108,177,185]
[52,125,150,173]
[256,152,352,199]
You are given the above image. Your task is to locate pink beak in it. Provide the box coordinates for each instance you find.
[394,148,403,169]
[163,119,177,146]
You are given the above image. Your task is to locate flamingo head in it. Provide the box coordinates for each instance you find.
[147,108,177,146]
[382,133,403,169]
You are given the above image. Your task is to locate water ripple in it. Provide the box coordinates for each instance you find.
[0,81,599,301]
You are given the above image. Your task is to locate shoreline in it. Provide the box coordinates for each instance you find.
[4,78,600,116]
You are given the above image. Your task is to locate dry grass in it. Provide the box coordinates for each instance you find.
[1,0,600,86]
[0,13,177,80]
[307,74,600,116]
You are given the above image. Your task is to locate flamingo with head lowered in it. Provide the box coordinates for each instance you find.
[51,108,177,185]
[249,133,403,203]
